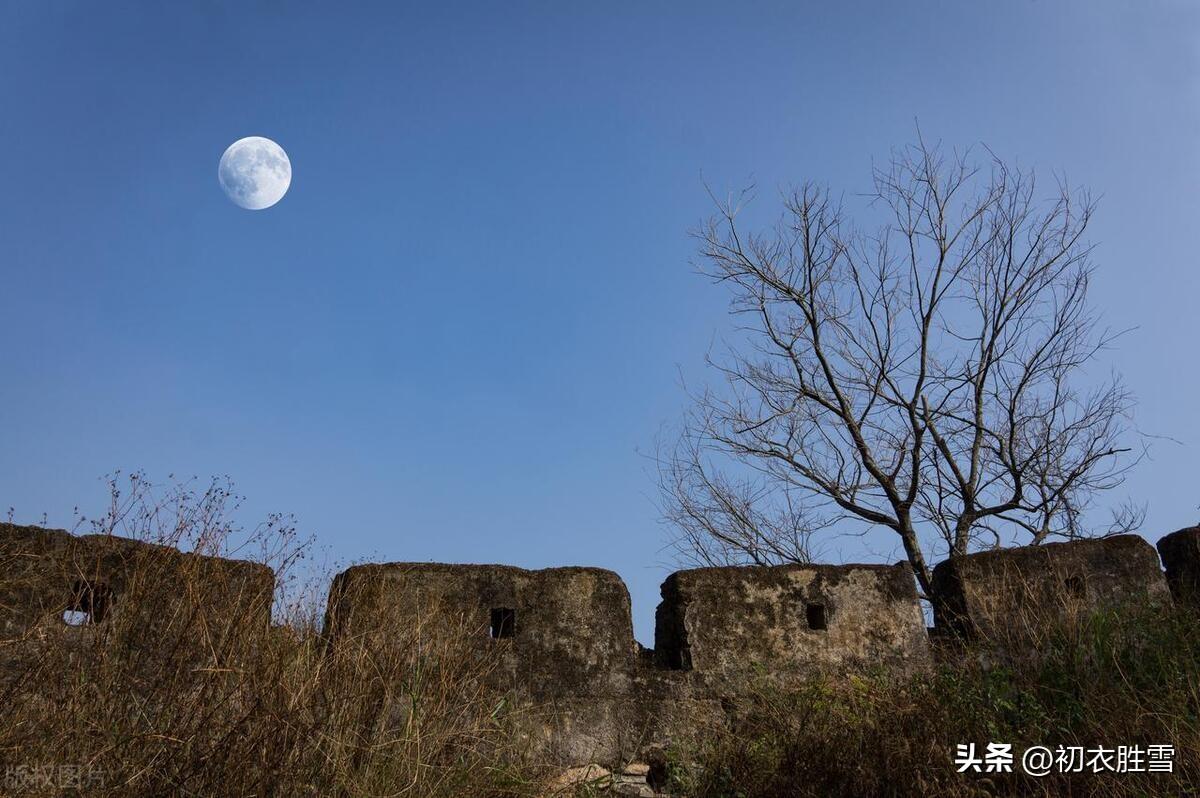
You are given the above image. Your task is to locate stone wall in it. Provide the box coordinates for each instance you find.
[324,562,636,700]
[4,521,1196,767]
[319,559,930,763]
[930,534,1170,641]
[1157,526,1200,604]
[322,562,643,763]
[653,563,930,679]
[0,522,274,641]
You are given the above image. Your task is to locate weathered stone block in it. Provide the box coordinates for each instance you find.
[652,562,929,679]
[1157,526,1200,604]
[522,697,638,766]
[931,535,1169,641]
[0,523,274,642]
[323,563,636,700]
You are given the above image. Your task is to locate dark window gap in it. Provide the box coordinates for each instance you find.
[63,580,110,626]
[490,607,516,639]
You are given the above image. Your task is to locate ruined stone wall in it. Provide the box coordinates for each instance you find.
[1157,526,1200,604]
[653,563,929,680]
[930,534,1170,642]
[5,520,1200,767]
[322,562,643,763]
[320,559,930,763]
[324,562,636,700]
[0,522,274,641]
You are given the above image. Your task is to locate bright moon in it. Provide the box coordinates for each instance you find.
[218,136,291,210]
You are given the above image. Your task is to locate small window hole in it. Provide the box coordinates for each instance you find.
[490,607,516,639]
[1064,575,1086,599]
[63,581,110,626]
[805,603,827,631]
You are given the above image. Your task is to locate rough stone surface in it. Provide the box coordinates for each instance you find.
[653,562,930,680]
[931,535,1170,640]
[521,698,643,766]
[539,763,668,798]
[324,562,636,700]
[323,562,643,764]
[320,559,933,766]
[0,522,274,642]
[1157,526,1200,604]
[31,519,1175,772]
[538,763,611,796]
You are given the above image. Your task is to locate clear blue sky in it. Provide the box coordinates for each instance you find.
[2,2,1197,641]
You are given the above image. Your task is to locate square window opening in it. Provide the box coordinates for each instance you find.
[490,607,516,639]
[1064,575,1086,599]
[805,602,827,631]
[63,580,110,626]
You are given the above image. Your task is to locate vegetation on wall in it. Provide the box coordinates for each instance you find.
[2,477,1195,797]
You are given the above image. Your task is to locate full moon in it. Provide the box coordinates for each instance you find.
[218,136,291,210]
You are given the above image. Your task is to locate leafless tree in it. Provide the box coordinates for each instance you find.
[662,138,1141,604]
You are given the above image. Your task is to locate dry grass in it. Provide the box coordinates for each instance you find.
[3,476,1196,797]
[661,583,1200,797]
[0,475,545,797]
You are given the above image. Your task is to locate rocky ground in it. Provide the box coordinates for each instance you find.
[541,759,670,797]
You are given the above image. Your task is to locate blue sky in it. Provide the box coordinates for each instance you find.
[2,2,1198,641]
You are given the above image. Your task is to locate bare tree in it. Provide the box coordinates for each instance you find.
[662,138,1140,604]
